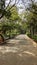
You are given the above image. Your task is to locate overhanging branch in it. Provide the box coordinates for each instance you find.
[5,0,11,10]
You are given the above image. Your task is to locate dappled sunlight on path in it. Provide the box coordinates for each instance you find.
[0,34,37,65]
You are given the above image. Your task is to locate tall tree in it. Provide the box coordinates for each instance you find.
[0,0,16,19]
[26,1,37,36]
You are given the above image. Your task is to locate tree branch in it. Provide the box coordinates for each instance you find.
[5,0,11,10]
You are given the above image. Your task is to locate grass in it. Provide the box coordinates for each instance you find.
[32,35,37,42]
[27,33,37,43]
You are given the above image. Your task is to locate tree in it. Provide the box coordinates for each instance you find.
[0,0,16,19]
[26,1,37,36]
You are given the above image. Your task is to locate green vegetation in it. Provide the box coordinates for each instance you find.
[26,3,37,42]
[0,6,27,39]
[0,0,37,42]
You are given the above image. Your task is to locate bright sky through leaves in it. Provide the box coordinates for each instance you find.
[2,0,37,14]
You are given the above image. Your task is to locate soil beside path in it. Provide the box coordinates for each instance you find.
[0,34,37,65]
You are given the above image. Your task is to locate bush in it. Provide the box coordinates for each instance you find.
[27,33,37,42]
[32,35,37,42]
[27,33,32,38]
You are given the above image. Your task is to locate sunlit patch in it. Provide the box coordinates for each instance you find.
[23,51,36,56]
[1,50,18,54]
[0,46,20,54]
[7,39,20,44]
[18,53,22,57]
[33,42,37,47]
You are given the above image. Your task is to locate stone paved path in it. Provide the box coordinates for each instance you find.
[0,34,37,65]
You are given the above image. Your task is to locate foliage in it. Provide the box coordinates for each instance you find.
[25,2,37,42]
[25,3,37,36]
[9,6,19,20]
[32,35,37,42]
[0,0,37,43]
[0,0,15,19]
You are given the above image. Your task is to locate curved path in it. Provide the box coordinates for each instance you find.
[0,35,37,65]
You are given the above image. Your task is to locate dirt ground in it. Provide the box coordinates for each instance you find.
[0,35,37,65]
